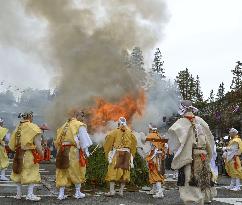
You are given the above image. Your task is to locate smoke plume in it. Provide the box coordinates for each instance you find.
[20,0,169,127]
[132,74,180,133]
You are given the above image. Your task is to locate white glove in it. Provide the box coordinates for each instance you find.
[4,133,11,143]
[74,136,81,149]
[165,143,169,150]
[85,148,90,158]
[222,147,227,152]
[130,154,134,169]
[108,150,116,164]
[151,148,158,160]
[222,152,227,159]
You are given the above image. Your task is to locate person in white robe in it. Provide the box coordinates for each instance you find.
[168,100,217,205]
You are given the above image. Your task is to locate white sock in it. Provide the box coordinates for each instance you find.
[110,182,115,193]
[156,182,162,191]
[28,184,34,196]
[75,184,81,193]
[1,169,5,177]
[236,178,240,187]
[120,183,125,192]
[17,184,22,196]
[230,178,236,187]
[59,187,65,196]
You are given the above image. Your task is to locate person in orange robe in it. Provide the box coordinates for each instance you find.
[145,124,168,198]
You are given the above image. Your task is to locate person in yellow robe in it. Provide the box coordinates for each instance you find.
[55,111,92,200]
[145,125,167,198]
[104,117,137,196]
[0,118,10,181]
[9,112,43,201]
[223,128,242,191]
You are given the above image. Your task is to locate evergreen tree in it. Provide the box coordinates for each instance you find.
[188,74,196,101]
[176,68,198,101]
[216,82,225,100]
[230,61,242,91]
[194,75,203,102]
[130,47,145,71]
[176,68,190,100]
[208,89,215,103]
[152,48,165,77]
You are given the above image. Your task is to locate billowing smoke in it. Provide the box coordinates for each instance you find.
[19,0,169,127]
[132,73,180,133]
[132,74,180,157]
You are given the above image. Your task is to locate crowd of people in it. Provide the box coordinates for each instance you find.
[0,100,241,205]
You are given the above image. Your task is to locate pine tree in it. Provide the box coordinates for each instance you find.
[188,74,196,101]
[194,75,203,102]
[216,82,225,100]
[130,47,145,71]
[152,48,165,77]
[176,68,191,100]
[208,89,215,103]
[230,61,242,91]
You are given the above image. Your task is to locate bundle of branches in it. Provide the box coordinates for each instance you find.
[85,145,149,188]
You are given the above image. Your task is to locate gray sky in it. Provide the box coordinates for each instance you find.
[161,0,242,98]
[0,0,241,98]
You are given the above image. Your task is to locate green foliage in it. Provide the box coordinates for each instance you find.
[187,62,242,138]
[86,146,108,186]
[208,89,215,103]
[176,68,202,103]
[230,61,242,91]
[216,82,225,100]
[176,68,191,100]
[130,152,149,187]
[86,145,149,187]
[130,47,145,71]
[152,48,165,77]
[194,75,203,103]
[175,62,242,138]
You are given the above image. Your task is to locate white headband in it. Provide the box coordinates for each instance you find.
[229,128,238,135]
[178,102,199,116]
[119,117,127,126]
[224,136,229,140]
[0,118,4,123]
[148,124,157,131]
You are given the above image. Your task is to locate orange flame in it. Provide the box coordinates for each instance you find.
[89,90,146,131]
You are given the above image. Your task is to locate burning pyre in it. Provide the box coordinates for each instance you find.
[88,90,145,132]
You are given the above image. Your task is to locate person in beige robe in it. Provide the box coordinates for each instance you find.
[168,100,217,205]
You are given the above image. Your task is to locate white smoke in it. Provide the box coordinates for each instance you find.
[132,73,180,133]
[90,120,118,144]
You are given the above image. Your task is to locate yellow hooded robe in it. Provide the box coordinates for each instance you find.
[55,118,87,188]
[0,127,9,169]
[225,136,242,179]
[104,127,137,182]
[9,120,42,184]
